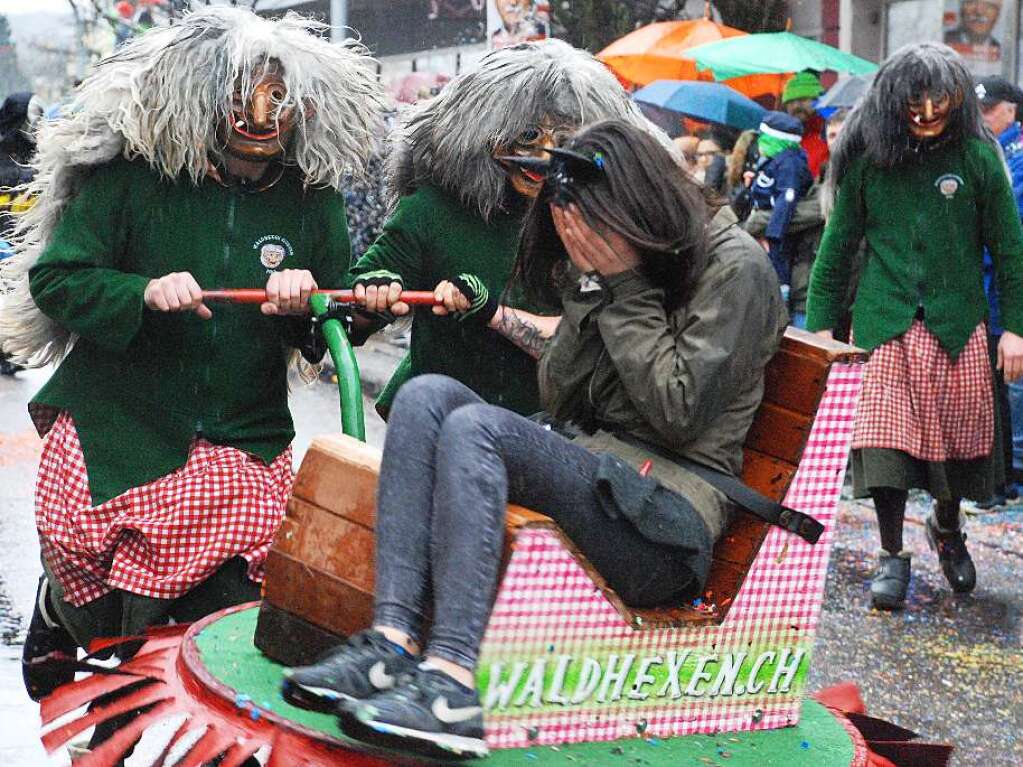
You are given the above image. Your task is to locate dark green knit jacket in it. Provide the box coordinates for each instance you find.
[350,184,550,415]
[807,138,1023,356]
[29,159,351,503]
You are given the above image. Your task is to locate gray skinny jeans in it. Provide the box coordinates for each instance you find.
[372,374,696,669]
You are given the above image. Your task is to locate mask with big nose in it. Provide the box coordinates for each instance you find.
[907,90,958,139]
[222,61,297,162]
[495,120,573,198]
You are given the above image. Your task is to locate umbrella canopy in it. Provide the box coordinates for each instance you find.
[816,73,875,110]
[634,80,766,131]
[598,20,787,99]
[598,19,746,85]
[686,31,878,81]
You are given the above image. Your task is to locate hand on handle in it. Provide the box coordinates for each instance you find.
[144,272,211,320]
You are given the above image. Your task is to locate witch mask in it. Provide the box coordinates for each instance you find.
[497,147,604,206]
[907,90,959,139]
[494,120,574,198]
[223,61,298,162]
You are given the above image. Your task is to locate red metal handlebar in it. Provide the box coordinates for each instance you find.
[200,289,441,305]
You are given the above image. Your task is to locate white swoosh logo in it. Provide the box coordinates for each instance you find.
[432,696,482,724]
[368,661,395,690]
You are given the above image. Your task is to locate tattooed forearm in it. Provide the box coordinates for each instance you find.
[491,307,558,359]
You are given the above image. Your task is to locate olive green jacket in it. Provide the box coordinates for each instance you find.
[540,207,789,541]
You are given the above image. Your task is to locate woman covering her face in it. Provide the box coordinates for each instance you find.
[282,120,788,761]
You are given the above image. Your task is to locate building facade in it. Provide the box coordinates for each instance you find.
[793,0,1021,80]
[254,0,487,87]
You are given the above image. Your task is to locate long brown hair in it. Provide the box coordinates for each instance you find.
[516,120,708,311]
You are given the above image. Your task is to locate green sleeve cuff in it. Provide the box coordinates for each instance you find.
[560,285,602,331]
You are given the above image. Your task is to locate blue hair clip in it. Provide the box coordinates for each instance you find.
[592,151,606,170]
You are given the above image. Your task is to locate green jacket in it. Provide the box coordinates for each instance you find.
[29,159,351,504]
[541,207,788,542]
[806,137,1023,355]
[349,185,547,416]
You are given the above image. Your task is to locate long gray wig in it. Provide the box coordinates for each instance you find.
[388,39,653,222]
[1,6,387,366]
[825,42,990,211]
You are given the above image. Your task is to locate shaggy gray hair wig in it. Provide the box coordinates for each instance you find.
[1,6,388,366]
[388,39,654,222]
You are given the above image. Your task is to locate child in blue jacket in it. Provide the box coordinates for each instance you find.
[750,111,814,304]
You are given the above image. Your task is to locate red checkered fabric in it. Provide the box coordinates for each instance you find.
[852,320,992,461]
[35,411,293,607]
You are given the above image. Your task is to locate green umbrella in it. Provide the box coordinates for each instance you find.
[685,31,878,81]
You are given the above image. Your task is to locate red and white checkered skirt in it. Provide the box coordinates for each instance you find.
[36,412,293,607]
[852,320,993,461]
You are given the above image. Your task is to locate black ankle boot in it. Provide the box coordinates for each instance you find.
[870,550,911,610]
[926,515,977,593]
[21,576,78,701]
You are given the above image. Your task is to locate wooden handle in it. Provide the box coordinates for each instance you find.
[201,289,441,305]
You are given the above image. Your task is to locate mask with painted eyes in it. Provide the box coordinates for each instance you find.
[221,61,297,162]
[494,120,573,198]
[907,90,958,139]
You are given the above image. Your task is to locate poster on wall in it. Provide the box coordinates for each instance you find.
[487,0,550,49]
[944,0,1009,76]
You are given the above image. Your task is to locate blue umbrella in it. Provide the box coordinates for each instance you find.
[633,80,766,131]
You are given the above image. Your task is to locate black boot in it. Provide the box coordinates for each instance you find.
[0,356,22,376]
[870,550,911,610]
[926,515,977,593]
[21,575,78,701]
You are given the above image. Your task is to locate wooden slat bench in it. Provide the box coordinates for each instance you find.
[255,328,866,747]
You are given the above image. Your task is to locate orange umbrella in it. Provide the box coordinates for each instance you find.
[598,19,786,101]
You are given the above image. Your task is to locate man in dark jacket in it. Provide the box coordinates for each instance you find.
[0,92,41,376]
[974,75,1023,508]
[0,92,41,193]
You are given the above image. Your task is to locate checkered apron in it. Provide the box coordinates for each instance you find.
[851,320,993,461]
[36,411,293,607]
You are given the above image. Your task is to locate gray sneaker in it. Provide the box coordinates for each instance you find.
[281,629,417,712]
[338,664,489,760]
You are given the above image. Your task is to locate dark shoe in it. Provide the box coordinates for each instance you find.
[282,629,418,712]
[870,551,911,610]
[338,664,488,760]
[926,515,977,594]
[21,575,78,701]
[0,357,22,376]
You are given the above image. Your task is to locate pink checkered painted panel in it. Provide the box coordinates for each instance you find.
[477,363,864,749]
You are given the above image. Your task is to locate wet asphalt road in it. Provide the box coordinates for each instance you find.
[0,340,1021,766]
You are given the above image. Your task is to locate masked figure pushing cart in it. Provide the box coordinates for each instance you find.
[0,7,387,722]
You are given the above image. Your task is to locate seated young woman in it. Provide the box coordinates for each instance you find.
[281,120,788,760]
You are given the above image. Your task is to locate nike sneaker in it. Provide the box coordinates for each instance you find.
[281,629,417,713]
[338,663,488,760]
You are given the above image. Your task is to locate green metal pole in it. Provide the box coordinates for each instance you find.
[310,293,366,442]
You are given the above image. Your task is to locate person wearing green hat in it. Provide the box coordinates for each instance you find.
[782,70,828,179]
[748,111,814,321]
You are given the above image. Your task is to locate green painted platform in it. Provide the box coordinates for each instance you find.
[195,607,856,766]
